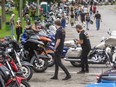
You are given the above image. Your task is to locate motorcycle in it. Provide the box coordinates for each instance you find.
[64,31,116,67]
[9,40,33,81]
[85,47,116,87]
[21,30,50,72]
[0,42,30,87]
[2,36,34,81]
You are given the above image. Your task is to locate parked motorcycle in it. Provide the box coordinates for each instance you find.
[0,42,30,87]
[1,36,34,81]
[21,30,50,72]
[9,40,33,81]
[64,32,116,67]
[85,48,116,86]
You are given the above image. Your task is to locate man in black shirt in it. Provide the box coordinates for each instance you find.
[51,20,71,80]
[80,10,86,27]
[94,11,102,30]
[75,25,91,73]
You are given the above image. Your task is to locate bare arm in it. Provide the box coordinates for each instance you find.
[77,40,83,45]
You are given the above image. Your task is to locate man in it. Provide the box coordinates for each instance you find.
[16,18,22,42]
[75,25,91,73]
[94,11,102,30]
[10,14,15,37]
[80,10,86,27]
[51,20,71,80]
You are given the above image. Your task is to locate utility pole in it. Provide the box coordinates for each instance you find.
[19,0,23,26]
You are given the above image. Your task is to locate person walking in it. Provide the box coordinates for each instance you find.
[25,14,31,24]
[94,11,102,30]
[75,6,80,21]
[74,8,78,21]
[83,5,88,15]
[10,14,15,37]
[61,15,66,29]
[92,4,97,14]
[16,18,22,42]
[80,10,86,27]
[89,6,93,18]
[70,6,74,13]
[75,24,91,73]
[85,13,90,30]
[51,20,71,80]
[70,12,75,27]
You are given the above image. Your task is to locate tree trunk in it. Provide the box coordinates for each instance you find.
[2,0,6,23]
[19,0,23,26]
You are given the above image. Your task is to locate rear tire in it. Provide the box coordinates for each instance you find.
[70,61,81,67]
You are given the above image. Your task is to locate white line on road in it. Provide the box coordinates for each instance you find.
[46,70,100,75]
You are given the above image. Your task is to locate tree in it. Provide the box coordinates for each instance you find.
[1,0,6,23]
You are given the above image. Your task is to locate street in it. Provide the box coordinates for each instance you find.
[29,5,116,87]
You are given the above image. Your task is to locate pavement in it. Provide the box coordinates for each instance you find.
[29,5,116,87]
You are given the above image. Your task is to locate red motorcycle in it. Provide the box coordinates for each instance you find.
[0,42,30,87]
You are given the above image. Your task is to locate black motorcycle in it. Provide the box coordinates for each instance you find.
[21,30,50,72]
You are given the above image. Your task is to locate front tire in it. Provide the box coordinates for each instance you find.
[21,65,33,81]
[20,81,30,87]
[32,57,48,73]
[70,61,81,67]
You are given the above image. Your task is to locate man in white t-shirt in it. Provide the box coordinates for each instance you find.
[83,6,88,14]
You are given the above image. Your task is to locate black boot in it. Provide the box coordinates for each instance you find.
[62,75,71,80]
[51,76,58,80]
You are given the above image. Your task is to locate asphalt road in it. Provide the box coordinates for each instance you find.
[29,5,116,87]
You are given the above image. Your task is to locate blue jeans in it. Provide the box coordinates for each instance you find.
[86,21,89,30]
[96,19,100,30]
[10,24,14,37]
[90,11,92,18]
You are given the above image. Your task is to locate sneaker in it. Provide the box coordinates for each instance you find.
[62,75,71,80]
[77,71,85,74]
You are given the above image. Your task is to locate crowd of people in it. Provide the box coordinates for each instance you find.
[8,0,103,80]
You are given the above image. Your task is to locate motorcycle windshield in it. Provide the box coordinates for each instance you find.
[38,30,48,37]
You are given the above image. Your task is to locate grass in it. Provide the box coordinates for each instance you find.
[0,5,47,39]
[0,8,19,38]
[0,8,36,38]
